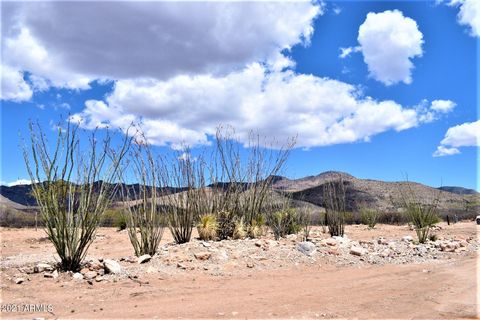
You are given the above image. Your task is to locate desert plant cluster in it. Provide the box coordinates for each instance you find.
[21,121,448,272]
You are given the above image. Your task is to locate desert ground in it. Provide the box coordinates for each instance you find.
[0,221,478,319]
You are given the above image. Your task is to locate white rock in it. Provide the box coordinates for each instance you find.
[137,254,152,264]
[84,271,97,279]
[402,236,414,242]
[350,246,368,256]
[72,272,84,281]
[103,259,123,274]
[14,277,25,284]
[44,270,59,279]
[34,263,54,273]
[297,241,317,256]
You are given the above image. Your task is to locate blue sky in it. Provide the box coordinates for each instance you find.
[1,1,478,190]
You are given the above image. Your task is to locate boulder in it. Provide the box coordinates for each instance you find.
[103,259,123,274]
[296,241,316,256]
[137,254,152,264]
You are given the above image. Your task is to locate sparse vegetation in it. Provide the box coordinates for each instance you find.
[197,214,218,241]
[399,181,441,243]
[267,204,301,240]
[23,121,130,271]
[360,207,379,229]
[121,139,165,256]
[298,206,313,241]
[323,178,347,237]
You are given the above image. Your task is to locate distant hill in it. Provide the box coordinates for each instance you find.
[1,172,477,217]
[272,172,477,213]
[437,186,478,195]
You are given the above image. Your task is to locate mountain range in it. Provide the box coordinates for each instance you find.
[1,171,478,218]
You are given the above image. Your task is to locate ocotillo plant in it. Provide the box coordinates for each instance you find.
[120,138,165,256]
[323,177,347,237]
[209,127,295,238]
[398,181,441,243]
[23,121,131,271]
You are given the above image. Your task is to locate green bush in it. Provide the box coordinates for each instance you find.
[197,214,218,241]
[405,203,440,243]
[267,208,300,240]
[360,208,379,229]
[101,209,127,230]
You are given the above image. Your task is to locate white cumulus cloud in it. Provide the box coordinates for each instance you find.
[1,179,33,186]
[1,1,321,97]
[440,0,480,37]
[352,10,424,86]
[1,65,33,102]
[433,120,480,156]
[71,63,437,149]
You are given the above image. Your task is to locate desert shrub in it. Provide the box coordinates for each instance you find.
[23,121,130,271]
[360,207,379,229]
[0,208,38,228]
[399,181,441,244]
[323,178,347,237]
[233,218,246,239]
[160,149,206,244]
[209,127,295,239]
[298,206,313,241]
[101,209,127,230]
[120,138,168,256]
[405,203,440,243]
[197,214,217,241]
[377,211,408,225]
[267,208,300,240]
[247,215,266,238]
[216,210,235,240]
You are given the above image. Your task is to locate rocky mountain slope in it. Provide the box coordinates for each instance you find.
[1,172,477,216]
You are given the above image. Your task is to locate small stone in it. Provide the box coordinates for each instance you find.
[14,277,25,284]
[95,276,104,282]
[246,262,254,268]
[378,238,389,245]
[402,236,414,242]
[72,273,84,281]
[177,262,187,269]
[201,242,211,248]
[84,271,97,279]
[217,312,225,316]
[231,311,239,316]
[255,241,263,247]
[103,259,123,274]
[350,246,368,256]
[34,263,54,273]
[296,241,316,256]
[138,254,152,264]
[80,268,90,275]
[44,270,59,279]
[194,252,212,260]
[286,234,297,241]
[145,266,156,274]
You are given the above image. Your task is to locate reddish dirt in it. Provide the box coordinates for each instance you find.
[0,222,477,319]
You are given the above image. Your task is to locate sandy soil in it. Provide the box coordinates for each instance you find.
[0,222,477,319]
